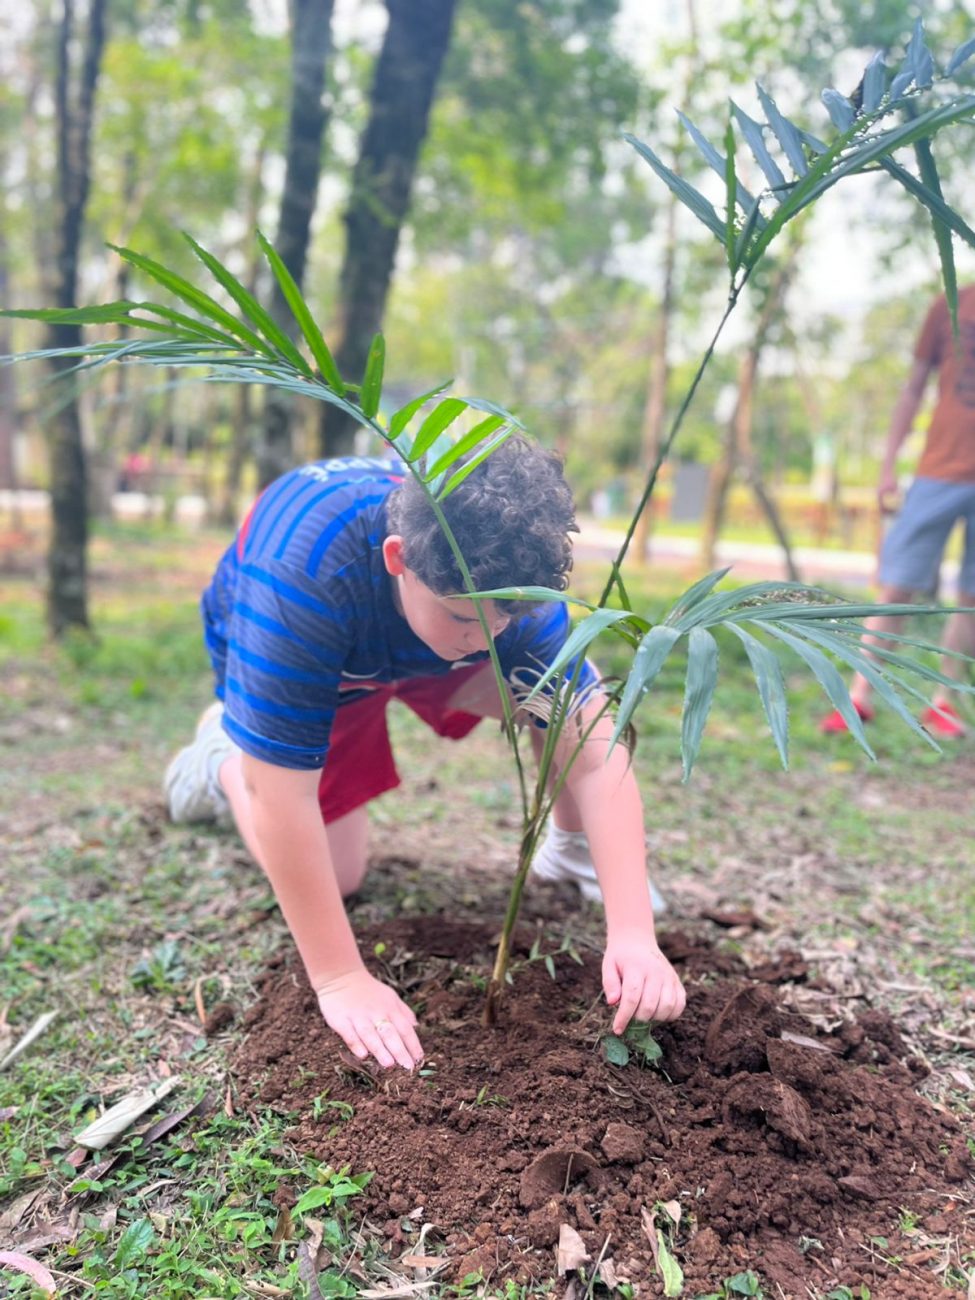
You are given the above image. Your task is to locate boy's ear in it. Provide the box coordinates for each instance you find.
[382,535,407,577]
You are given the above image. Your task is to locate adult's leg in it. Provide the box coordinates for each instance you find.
[933,588,975,708]
[847,583,917,709]
[219,753,371,898]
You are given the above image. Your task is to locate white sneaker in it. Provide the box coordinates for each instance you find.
[531,823,668,914]
[164,702,235,825]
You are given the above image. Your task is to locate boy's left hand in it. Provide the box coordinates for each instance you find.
[602,931,686,1034]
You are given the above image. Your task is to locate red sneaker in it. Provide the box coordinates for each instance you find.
[819,699,874,734]
[920,701,966,739]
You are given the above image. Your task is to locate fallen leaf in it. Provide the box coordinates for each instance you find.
[659,1199,682,1228]
[556,1223,590,1275]
[0,1250,57,1296]
[0,1106,19,1121]
[640,1206,661,1269]
[271,1205,294,1244]
[400,1254,443,1269]
[598,1258,619,1289]
[0,1189,42,1232]
[948,1067,975,1091]
[0,1012,58,1072]
[74,1076,181,1150]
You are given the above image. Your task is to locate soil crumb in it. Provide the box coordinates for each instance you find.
[234,916,972,1297]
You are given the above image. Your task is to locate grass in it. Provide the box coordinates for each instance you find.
[1,521,973,1297]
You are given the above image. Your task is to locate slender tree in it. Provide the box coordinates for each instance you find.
[256,0,334,488]
[45,0,108,636]
[320,0,458,457]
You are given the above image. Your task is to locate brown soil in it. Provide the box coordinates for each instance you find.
[235,909,973,1299]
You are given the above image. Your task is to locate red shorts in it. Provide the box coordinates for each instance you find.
[317,665,486,823]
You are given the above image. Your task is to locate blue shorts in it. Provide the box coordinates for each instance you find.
[879,476,975,595]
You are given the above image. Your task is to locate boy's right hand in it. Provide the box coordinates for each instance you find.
[316,968,424,1071]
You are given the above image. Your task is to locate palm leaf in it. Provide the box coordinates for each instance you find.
[359,334,385,419]
[521,608,637,702]
[183,234,313,376]
[788,621,938,748]
[730,101,788,195]
[409,397,469,462]
[388,381,452,439]
[623,133,726,241]
[423,414,507,482]
[725,623,789,768]
[756,621,875,758]
[256,230,345,391]
[107,243,271,355]
[437,425,516,498]
[675,110,759,215]
[611,625,683,746]
[681,626,718,780]
[755,84,808,177]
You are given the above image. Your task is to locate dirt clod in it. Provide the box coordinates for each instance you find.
[234,917,972,1297]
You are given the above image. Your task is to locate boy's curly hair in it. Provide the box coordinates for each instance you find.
[385,433,577,612]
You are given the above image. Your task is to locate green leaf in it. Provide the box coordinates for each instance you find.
[748,95,975,268]
[182,233,313,376]
[821,88,855,131]
[294,1185,337,1214]
[676,111,758,215]
[730,101,787,195]
[624,133,726,242]
[726,1272,763,1296]
[107,243,271,355]
[437,424,516,498]
[877,154,975,252]
[725,624,789,769]
[757,621,875,759]
[657,1232,684,1297]
[735,195,765,267]
[388,381,452,439]
[612,625,683,746]
[664,567,733,629]
[724,120,737,274]
[409,397,469,462]
[423,417,507,484]
[756,83,808,176]
[861,51,886,113]
[360,333,385,420]
[909,130,959,330]
[522,608,635,701]
[903,18,934,89]
[114,1218,155,1269]
[681,626,718,781]
[257,230,345,392]
[947,36,975,76]
[602,1034,629,1066]
[788,622,940,750]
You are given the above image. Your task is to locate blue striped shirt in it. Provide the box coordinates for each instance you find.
[201,457,595,770]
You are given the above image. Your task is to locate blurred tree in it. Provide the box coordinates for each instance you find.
[256,0,335,489]
[45,0,108,636]
[320,0,458,457]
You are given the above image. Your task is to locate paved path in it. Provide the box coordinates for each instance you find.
[574,517,961,597]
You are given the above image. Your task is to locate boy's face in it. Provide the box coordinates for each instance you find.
[383,536,511,661]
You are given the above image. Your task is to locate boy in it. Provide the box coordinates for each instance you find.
[165,435,684,1070]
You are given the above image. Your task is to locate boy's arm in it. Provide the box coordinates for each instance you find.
[241,754,423,1071]
[555,705,686,1033]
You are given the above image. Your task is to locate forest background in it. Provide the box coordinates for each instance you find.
[3,0,975,629]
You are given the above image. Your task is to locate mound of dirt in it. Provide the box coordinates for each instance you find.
[234,916,972,1297]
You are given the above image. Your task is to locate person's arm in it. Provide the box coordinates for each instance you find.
[878,356,933,510]
[555,705,686,1033]
[241,754,423,1070]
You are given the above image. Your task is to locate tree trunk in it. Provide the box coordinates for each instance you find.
[632,0,698,565]
[255,0,334,490]
[45,0,108,637]
[319,0,459,458]
[0,219,20,517]
[219,141,269,524]
[699,257,800,581]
